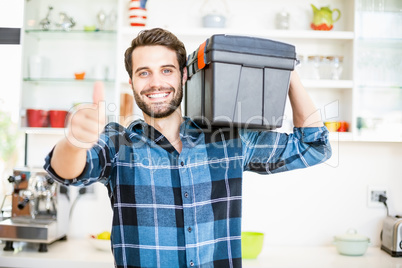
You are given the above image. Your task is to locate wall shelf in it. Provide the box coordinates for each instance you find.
[23,78,116,84]
[121,27,354,41]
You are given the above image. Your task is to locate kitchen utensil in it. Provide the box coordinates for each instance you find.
[276,10,290,30]
[338,121,349,132]
[311,4,341,31]
[324,121,340,132]
[202,14,226,28]
[329,55,344,80]
[333,229,370,256]
[0,168,70,252]
[39,6,53,30]
[241,232,264,259]
[200,0,229,28]
[97,10,107,30]
[74,72,86,80]
[26,109,48,127]
[49,110,68,128]
[28,55,44,79]
[381,215,402,257]
[88,234,111,251]
[56,12,75,31]
[128,0,147,27]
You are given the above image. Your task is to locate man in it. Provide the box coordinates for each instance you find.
[44,28,331,268]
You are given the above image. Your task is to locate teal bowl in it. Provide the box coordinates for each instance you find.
[241,232,264,259]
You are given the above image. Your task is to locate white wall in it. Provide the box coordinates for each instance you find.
[242,140,402,247]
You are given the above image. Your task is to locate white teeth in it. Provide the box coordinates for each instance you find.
[147,93,169,99]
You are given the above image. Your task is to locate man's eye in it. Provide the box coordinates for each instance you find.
[162,69,172,74]
[139,71,149,76]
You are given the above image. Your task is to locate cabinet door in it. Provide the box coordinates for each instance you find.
[354,0,402,141]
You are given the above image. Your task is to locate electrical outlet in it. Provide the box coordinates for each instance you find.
[367,185,387,208]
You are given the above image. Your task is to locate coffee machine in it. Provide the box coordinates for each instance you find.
[0,167,70,252]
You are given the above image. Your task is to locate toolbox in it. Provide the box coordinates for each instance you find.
[184,34,297,130]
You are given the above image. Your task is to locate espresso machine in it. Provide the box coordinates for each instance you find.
[0,167,70,252]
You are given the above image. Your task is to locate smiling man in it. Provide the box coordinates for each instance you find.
[44,28,331,268]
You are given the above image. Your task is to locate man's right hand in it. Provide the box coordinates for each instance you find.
[66,81,106,150]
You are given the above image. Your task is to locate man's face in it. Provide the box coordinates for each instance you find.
[130,45,186,119]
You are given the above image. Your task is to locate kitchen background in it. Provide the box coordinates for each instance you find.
[0,0,401,249]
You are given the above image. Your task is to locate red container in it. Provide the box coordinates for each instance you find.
[49,110,68,128]
[27,109,48,127]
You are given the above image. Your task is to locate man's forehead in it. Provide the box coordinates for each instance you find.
[132,45,178,65]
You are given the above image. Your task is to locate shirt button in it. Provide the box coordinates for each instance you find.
[187,227,192,233]
[180,161,184,166]
[190,261,194,267]
[184,192,189,198]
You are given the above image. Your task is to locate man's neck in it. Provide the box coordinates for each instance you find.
[143,107,184,153]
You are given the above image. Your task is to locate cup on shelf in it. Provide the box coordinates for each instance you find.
[324,121,340,132]
[26,109,48,127]
[49,110,68,128]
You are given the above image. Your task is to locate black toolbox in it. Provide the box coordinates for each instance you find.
[184,34,297,130]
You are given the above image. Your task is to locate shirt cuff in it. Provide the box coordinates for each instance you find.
[293,126,329,143]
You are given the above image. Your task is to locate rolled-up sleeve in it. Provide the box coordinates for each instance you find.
[43,123,121,186]
[240,126,332,174]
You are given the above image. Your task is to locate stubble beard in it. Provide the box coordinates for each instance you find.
[133,82,183,119]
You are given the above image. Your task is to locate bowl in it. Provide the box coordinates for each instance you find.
[88,235,111,251]
[74,72,86,80]
[84,25,96,32]
[241,231,264,259]
[333,229,370,256]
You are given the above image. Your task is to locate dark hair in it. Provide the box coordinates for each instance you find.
[124,28,187,79]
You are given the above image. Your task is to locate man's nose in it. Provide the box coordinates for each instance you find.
[148,73,164,89]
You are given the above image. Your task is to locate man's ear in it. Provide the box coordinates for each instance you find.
[129,78,132,85]
[182,67,188,85]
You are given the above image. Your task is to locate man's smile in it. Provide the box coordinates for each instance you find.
[145,91,171,100]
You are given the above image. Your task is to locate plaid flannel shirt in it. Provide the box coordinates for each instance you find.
[44,117,331,268]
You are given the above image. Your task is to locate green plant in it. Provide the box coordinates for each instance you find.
[0,110,19,161]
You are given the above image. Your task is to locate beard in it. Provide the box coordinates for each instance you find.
[133,82,183,119]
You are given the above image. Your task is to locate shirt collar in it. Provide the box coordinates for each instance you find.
[126,117,204,149]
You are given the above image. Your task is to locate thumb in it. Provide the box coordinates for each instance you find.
[93,81,105,104]
[93,81,106,127]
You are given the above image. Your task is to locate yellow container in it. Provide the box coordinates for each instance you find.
[241,232,264,259]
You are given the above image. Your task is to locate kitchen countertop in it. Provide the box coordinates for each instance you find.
[0,239,401,268]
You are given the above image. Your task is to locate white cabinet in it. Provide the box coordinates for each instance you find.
[354,0,402,141]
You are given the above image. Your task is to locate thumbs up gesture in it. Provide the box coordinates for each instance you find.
[66,81,107,149]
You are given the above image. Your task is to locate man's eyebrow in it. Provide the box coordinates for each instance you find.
[134,64,177,74]
[135,66,149,73]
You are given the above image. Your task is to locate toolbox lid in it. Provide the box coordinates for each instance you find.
[205,34,296,59]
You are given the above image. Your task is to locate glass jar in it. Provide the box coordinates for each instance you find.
[328,56,344,80]
[307,55,321,80]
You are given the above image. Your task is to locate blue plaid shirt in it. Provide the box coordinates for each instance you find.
[44,117,331,268]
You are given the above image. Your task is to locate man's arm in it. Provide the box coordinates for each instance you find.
[50,82,106,179]
[288,71,323,128]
